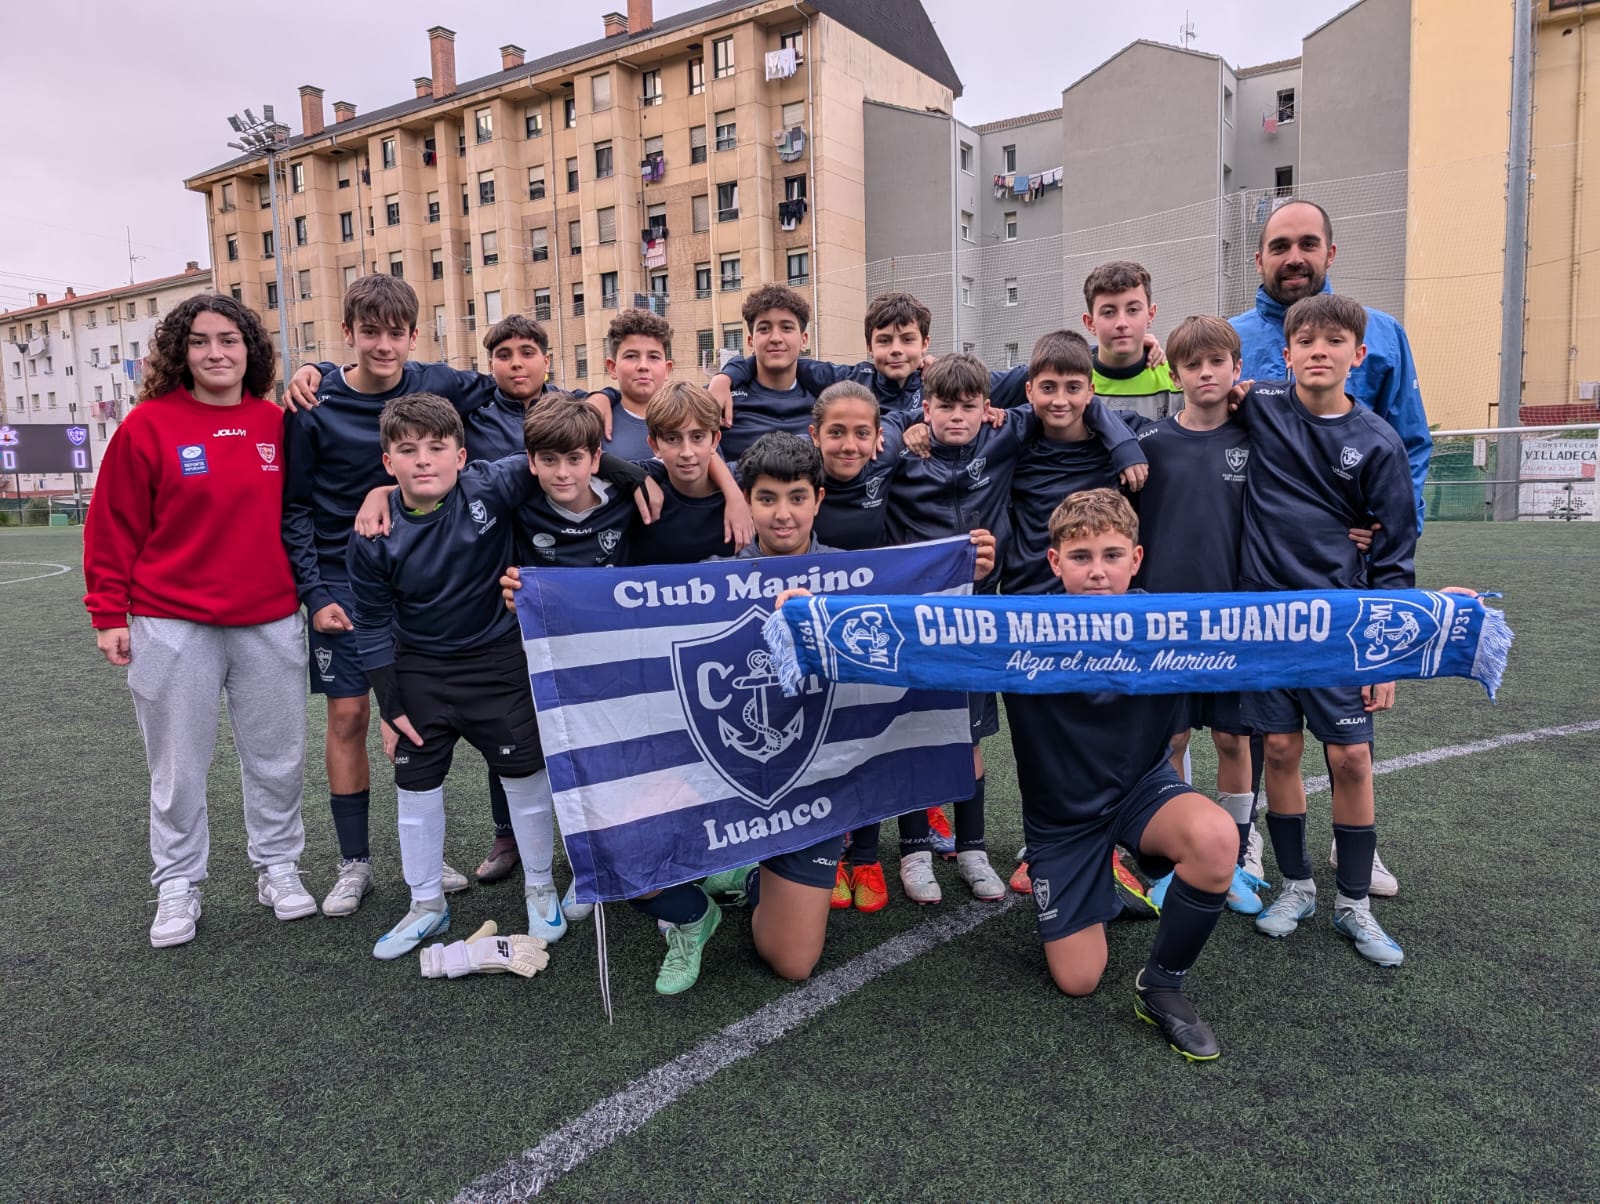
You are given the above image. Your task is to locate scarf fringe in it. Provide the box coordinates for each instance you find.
[1471,603,1514,701]
[763,606,805,696]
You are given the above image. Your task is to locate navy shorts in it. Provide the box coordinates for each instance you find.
[1185,691,1249,736]
[970,692,1000,741]
[1025,763,1192,943]
[1242,685,1372,745]
[306,582,370,699]
[762,833,846,890]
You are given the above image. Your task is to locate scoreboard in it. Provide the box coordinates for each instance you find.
[0,424,95,474]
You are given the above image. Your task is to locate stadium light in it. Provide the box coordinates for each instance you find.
[223,106,294,394]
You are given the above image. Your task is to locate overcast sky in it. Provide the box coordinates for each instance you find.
[0,0,1356,313]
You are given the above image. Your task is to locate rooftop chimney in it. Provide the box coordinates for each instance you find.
[186,260,201,272]
[299,84,325,137]
[628,0,653,34]
[64,288,76,300]
[333,100,357,123]
[428,26,456,99]
[602,11,627,37]
[35,293,47,307]
[501,43,525,70]
[414,76,433,98]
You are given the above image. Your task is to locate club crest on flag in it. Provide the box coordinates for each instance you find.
[1347,596,1437,671]
[1225,447,1249,472]
[671,605,834,808]
[824,603,903,674]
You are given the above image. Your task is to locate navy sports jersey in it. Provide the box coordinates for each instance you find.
[463,389,533,460]
[1132,416,1250,594]
[283,361,492,615]
[515,477,639,568]
[589,388,656,463]
[884,409,1034,563]
[814,415,908,551]
[346,455,534,670]
[1237,383,1416,591]
[631,460,736,564]
[730,533,839,559]
[1005,426,1133,596]
[720,376,817,464]
[721,358,1030,417]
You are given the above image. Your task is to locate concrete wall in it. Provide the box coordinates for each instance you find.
[1234,66,1302,191]
[1301,0,1411,183]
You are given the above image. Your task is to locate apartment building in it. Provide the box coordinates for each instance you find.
[182,0,961,393]
[0,264,213,494]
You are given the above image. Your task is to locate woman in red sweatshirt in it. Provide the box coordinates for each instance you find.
[84,294,317,948]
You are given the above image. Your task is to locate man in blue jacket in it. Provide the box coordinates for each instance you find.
[1231,200,1431,532]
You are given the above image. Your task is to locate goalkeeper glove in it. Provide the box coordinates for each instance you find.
[419,920,550,979]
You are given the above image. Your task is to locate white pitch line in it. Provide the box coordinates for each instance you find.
[456,718,1599,1202]
[0,561,71,585]
[453,894,1019,1203]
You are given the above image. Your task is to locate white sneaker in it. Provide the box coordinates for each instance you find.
[1243,822,1264,881]
[956,850,1006,900]
[441,863,470,893]
[150,877,201,948]
[1329,840,1399,897]
[899,851,942,905]
[561,881,595,922]
[526,883,569,942]
[257,862,318,920]
[322,859,373,917]
[372,901,450,960]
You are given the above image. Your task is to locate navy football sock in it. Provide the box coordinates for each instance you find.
[329,790,371,861]
[488,773,512,836]
[1249,732,1266,800]
[1332,823,1377,901]
[1237,823,1252,867]
[1265,811,1312,881]
[848,822,881,866]
[898,808,933,855]
[1142,876,1227,991]
[630,883,709,926]
[745,866,762,909]
[955,776,986,853]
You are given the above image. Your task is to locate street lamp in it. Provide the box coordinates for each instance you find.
[226,105,294,396]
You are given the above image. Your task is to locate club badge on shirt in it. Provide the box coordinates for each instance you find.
[178,444,209,476]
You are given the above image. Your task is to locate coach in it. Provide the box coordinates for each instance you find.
[1232,199,1432,530]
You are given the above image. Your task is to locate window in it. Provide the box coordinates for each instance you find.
[715,111,737,151]
[478,170,496,205]
[786,250,809,286]
[533,288,551,321]
[1005,211,1018,241]
[721,322,743,353]
[785,174,807,201]
[689,57,705,95]
[641,69,662,105]
[591,73,612,112]
[690,125,708,164]
[595,141,614,179]
[431,249,444,280]
[695,263,712,298]
[563,95,577,128]
[86,312,96,328]
[569,219,583,254]
[482,231,499,266]
[1004,342,1019,369]
[382,138,397,169]
[692,194,710,232]
[572,283,585,316]
[291,162,305,192]
[598,207,616,244]
[1005,277,1019,306]
[337,159,351,189]
[126,302,137,321]
[960,277,973,307]
[1002,144,1016,173]
[959,210,972,242]
[463,241,472,274]
[525,108,544,138]
[294,216,308,246]
[717,181,739,222]
[343,265,358,290]
[297,269,312,300]
[713,36,734,78]
[781,101,805,130]
[301,321,316,350]
[340,211,354,242]
[226,235,239,262]
[220,182,235,210]
[107,306,117,324]
[389,252,404,279]
[259,180,271,208]
[601,271,619,309]
[959,141,973,173]
[48,391,57,409]
[1223,86,1234,127]
[262,231,275,257]
[427,192,441,223]
[432,303,446,341]
[1277,88,1296,123]
[647,202,668,237]
[530,226,549,262]
[1275,165,1294,197]
[720,254,742,291]
[566,157,580,192]
[96,421,106,439]
[265,283,279,309]
[779,28,805,61]
[484,290,503,324]
[528,166,546,200]
[574,343,588,379]
[230,285,242,302]
[466,298,476,331]
[462,185,471,216]
[475,107,494,143]
[649,271,669,300]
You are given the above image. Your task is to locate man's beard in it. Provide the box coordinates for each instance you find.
[1264,265,1325,306]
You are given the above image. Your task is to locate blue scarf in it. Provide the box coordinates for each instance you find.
[765,589,1511,700]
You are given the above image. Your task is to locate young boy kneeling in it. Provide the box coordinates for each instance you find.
[1003,488,1236,1060]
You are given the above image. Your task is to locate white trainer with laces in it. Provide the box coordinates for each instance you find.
[322,859,373,917]
[956,850,1006,900]
[257,863,318,920]
[150,877,202,948]
[899,850,942,905]
[1329,840,1399,897]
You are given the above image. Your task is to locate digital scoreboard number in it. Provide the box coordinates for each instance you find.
[0,424,94,474]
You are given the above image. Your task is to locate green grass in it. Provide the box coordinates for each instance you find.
[2,525,1596,1202]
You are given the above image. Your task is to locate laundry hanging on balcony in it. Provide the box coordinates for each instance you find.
[765,48,798,80]
[778,198,809,230]
[773,126,806,162]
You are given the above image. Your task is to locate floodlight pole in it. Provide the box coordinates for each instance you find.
[1494,0,1535,521]
[227,107,294,399]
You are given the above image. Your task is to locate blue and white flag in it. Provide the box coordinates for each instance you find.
[766,589,1511,700]
[514,538,978,903]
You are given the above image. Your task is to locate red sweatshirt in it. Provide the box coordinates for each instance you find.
[83,388,299,629]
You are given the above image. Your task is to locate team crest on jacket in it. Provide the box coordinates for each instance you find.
[671,605,834,808]
[598,529,621,555]
[966,456,987,483]
[1225,447,1249,473]
[1340,446,1363,470]
[825,603,903,673]
[864,472,889,502]
[469,499,489,525]
[1346,597,1437,672]
[256,443,275,464]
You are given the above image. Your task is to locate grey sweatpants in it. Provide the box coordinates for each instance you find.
[127,614,309,888]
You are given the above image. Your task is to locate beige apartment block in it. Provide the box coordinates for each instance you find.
[182,0,960,393]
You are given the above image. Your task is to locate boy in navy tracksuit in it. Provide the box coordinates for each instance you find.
[631,382,750,565]
[1004,488,1237,1061]
[1236,294,1417,967]
[717,285,821,464]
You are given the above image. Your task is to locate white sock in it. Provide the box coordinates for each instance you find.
[396,786,446,904]
[1218,791,1256,825]
[502,769,556,892]
[1181,745,1193,785]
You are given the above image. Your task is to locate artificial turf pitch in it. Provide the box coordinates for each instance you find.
[2,523,1596,1202]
